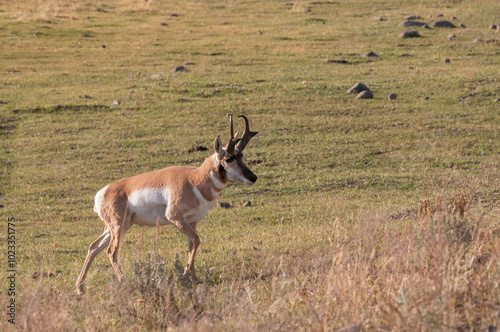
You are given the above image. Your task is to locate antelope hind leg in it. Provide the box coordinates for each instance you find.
[76,228,111,294]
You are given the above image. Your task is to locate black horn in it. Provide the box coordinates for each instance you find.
[225,114,240,154]
[235,115,258,154]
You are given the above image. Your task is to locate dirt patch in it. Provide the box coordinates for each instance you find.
[0,125,15,131]
[13,104,112,114]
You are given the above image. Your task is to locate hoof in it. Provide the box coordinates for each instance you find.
[183,267,199,283]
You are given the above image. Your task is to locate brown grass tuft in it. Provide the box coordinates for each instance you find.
[418,191,472,222]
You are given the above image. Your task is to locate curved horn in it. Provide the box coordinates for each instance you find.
[225,114,240,154]
[235,115,258,154]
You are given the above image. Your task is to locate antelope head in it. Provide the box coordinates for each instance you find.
[214,115,258,185]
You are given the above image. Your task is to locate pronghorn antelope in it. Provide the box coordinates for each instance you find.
[76,115,258,294]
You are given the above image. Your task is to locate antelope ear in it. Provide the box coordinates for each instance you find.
[214,135,224,158]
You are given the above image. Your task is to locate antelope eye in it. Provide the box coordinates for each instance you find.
[225,157,234,163]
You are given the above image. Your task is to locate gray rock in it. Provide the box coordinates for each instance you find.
[405,15,421,20]
[243,201,252,207]
[373,17,385,21]
[431,20,456,28]
[459,23,466,28]
[347,82,370,94]
[489,24,499,30]
[447,34,456,40]
[356,90,373,99]
[362,51,378,57]
[399,30,420,38]
[423,96,429,100]
[217,202,231,208]
[325,59,350,64]
[173,65,187,72]
[388,93,397,100]
[445,58,451,63]
[112,100,120,105]
[473,38,483,43]
[399,20,428,28]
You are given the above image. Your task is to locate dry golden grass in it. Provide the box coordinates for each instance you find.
[7,0,157,23]
[14,192,499,331]
[290,1,311,14]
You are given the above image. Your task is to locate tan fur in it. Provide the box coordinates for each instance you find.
[100,155,225,219]
[76,117,257,295]
[76,155,234,294]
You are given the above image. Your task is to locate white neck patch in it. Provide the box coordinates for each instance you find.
[210,171,227,190]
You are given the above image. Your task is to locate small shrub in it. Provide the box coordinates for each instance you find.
[124,244,217,329]
[436,215,475,245]
[418,191,475,245]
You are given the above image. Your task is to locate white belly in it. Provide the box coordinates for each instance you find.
[94,185,219,227]
[128,188,171,227]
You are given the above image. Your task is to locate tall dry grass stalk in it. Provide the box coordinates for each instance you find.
[15,193,499,331]
[418,190,471,221]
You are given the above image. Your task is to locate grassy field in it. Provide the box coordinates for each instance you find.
[1,0,499,330]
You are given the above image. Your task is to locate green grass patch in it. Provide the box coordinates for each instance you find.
[1,0,499,330]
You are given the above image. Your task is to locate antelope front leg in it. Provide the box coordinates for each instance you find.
[169,216,200,282]
[186,222,199,279]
